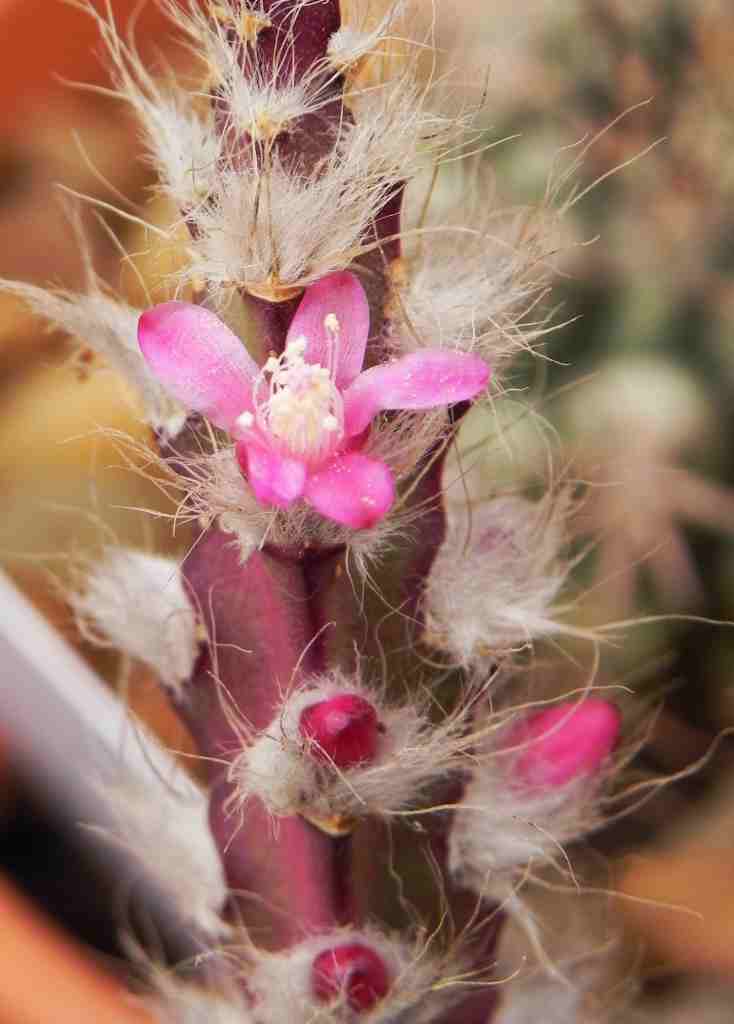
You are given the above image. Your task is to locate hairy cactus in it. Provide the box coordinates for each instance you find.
[2,1,643,1021]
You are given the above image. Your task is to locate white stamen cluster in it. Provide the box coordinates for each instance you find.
[250,333,344,462]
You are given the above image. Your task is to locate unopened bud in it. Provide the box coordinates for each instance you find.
[300,694,379,769]
[506,699,621,789]
[311,942,390,1012]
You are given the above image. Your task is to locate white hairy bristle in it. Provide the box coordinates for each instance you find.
[449,767,599,901]
[0,279,185,436]
[71,548,200,694]
[85,0,468,297]
[214,40,336,143]
[328,1,407,74]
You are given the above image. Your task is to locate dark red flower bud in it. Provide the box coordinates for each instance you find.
[300,694,379,769]
[312,942,390,1012]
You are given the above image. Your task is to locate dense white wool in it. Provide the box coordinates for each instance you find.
[423,491,577,667]
[182,136,399,297]
[0,279,185,436]
[71,548,200,695]
[101,768,228,937]
[393,165,561,368]
[448,769,599,899]
[231,671,478,824]
[247,925,470,1024]
[160,10,459,296]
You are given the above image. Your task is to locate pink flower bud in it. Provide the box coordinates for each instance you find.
[300,694,379,769]
[506,699,621,789]
[311,942,390,1011]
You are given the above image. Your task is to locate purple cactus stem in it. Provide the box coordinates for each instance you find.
[181,529,320,753]
[209,775,354,948]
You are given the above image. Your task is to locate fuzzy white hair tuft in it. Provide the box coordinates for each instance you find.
[393,162,563,369]
[423,488,582,668]
[70,548,200,694]
[99,766,228,938]
[0,278,186,436]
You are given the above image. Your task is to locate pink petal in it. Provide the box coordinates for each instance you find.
[506,699,621,789]
[304,454,394,528]
[343,350,490,436]
[236,440,307,508]
[286,272,370,389]
[139,301,258,431]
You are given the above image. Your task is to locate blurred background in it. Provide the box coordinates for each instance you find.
[1,0,734,1020]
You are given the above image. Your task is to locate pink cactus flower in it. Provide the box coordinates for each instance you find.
[505,699,621,789]
[138,272,489,528]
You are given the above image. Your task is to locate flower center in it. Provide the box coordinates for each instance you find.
[251,330,344,463]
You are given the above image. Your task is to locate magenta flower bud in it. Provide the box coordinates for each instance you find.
[311,942,390,1011]
[506,699,621,789]
[300,694,379,769]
